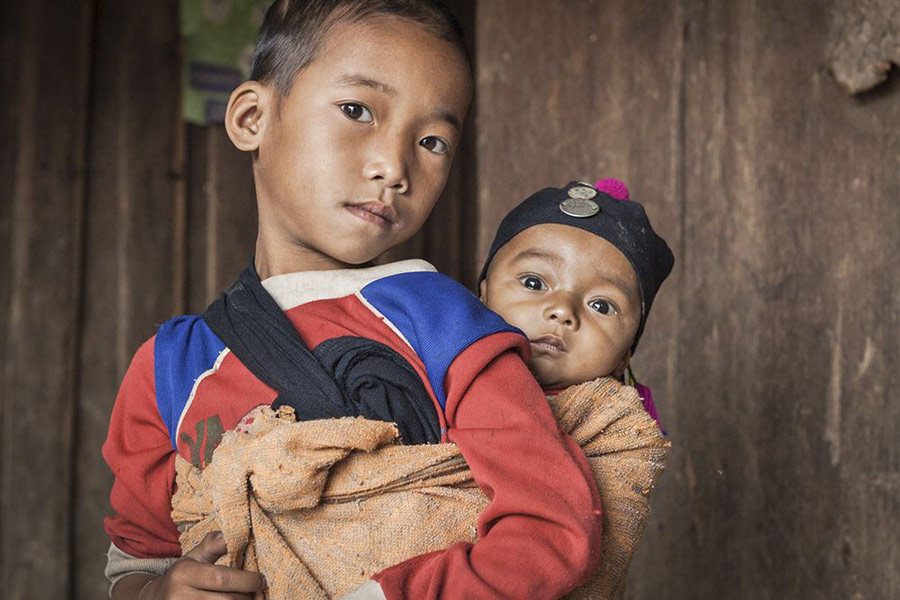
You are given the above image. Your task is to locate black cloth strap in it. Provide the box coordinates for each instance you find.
[309,336,441,445]
[201,261,440,444]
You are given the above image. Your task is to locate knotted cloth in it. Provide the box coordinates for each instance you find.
[171,377,669,600]
[203,261,441,444]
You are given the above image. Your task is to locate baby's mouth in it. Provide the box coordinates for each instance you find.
[530,334,567,353]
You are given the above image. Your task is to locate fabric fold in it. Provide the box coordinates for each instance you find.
[202,260,441,444]
[172,377,669,600]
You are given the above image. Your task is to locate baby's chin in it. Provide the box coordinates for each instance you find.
[529,360,608,391]
[529,362,578,391]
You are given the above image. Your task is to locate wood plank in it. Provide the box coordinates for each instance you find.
[476,1,900,598]
[474,0,687,593]
[186,126,256,313]
[632,1,900,597]
[474,0,686,271]
[0,0,93,598]
[2,0,893,597]
[72,1,182,598]
[187,124,211,310]
[632,2,777,595]
[0,0,21,542]
[650,1,899,597]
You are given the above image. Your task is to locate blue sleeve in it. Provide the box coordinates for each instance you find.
[359,272,523,410]
[154,315,226,449]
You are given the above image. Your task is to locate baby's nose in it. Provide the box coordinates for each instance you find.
[545,297,578,327]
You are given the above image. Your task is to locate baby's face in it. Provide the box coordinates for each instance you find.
[480,224,641,389]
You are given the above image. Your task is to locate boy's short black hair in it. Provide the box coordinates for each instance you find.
[251,0,469,96]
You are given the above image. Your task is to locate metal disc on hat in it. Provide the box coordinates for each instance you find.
[567,185,598,200]
[559,197,600,218]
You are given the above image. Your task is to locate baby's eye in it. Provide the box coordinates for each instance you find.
[339,102,373,123]
[588,298,618,315]
[420,136,450,155]
[519,275,547,291]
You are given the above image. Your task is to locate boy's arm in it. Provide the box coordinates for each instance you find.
[103,337,182,560]
[372,333,603,599]
[104,339,265,598]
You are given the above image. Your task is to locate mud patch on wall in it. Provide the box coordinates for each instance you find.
[829,0,900,94]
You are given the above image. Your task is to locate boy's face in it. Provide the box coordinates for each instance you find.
[250,17,472,270]
[480,224,641,389]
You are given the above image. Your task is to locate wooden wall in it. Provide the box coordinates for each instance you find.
[475,1,900,598]
[1,1,898,599]
[0,1,476,599]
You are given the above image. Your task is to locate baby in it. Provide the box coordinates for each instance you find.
[479,178,673,409]
[473,178,674,597]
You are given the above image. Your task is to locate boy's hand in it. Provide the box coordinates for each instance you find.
[136,531,266,599]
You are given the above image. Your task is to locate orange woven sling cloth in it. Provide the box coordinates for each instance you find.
[171,377,669,600]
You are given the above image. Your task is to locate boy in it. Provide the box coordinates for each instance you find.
[103,2,602,599]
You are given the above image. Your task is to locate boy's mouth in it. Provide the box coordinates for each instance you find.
[346,201,397,227]
[530,334,567,353]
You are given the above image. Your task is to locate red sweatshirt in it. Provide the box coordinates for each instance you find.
[104,260,602,598]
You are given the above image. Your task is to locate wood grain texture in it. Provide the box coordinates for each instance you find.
[476,1,900,598]
[2,1,898,598]
[0,0,19,548]
[186,125,256,313]
[72,1,181,598]
[0,1,93,598]
[643,1,900,597]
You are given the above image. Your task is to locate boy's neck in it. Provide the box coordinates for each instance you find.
[254,237,366,280]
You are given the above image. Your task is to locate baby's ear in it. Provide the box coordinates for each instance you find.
[225,81,269,152]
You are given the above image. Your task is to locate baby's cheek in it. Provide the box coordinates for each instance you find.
[529,356,559,386]
[574,352,610,382]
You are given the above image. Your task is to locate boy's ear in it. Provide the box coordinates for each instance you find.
[225,81,270,152]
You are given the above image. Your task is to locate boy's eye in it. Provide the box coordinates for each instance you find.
[519,275,547,291]
[588,298,618,316]
[339,102,373,123]
[420,136,450,155]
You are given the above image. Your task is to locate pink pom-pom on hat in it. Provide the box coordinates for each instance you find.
[594,178,630,200]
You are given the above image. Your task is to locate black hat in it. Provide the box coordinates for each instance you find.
[479,179,674,352]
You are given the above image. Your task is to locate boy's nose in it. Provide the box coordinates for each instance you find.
[363,138,409,194]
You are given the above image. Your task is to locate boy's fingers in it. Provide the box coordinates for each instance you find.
[169,560,266,594]
[170,533,266,596]
[183,531,228,563]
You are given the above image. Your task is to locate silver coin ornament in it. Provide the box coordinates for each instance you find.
[560,197,600,218]
[567,186,598,200]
